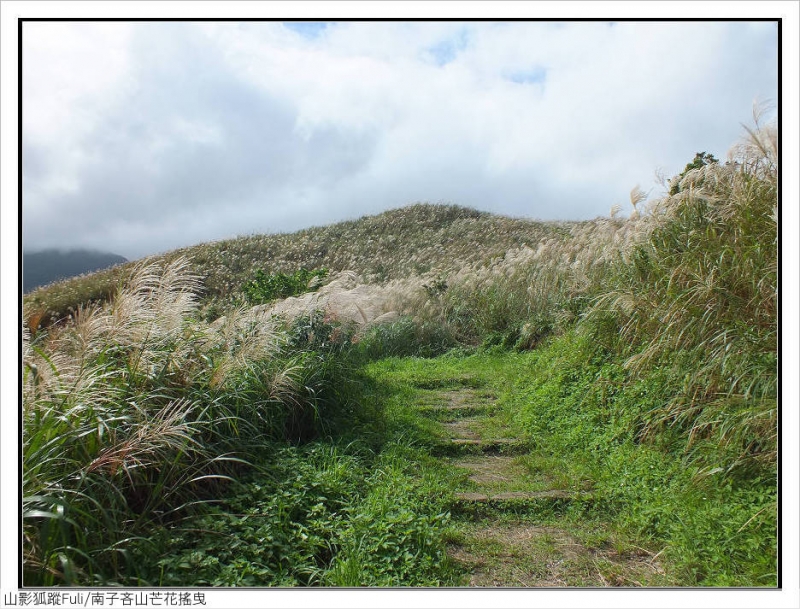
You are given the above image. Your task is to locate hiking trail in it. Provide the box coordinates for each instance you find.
[418,382,666,587]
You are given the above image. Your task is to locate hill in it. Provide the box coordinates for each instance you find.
[23,203,572,328]
[22,249,127,293]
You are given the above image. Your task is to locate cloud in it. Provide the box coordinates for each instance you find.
[23,22,380,256]
[22,20,778,259]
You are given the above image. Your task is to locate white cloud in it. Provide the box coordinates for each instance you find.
[21,20,778,258]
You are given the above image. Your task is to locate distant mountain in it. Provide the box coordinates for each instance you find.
[23,249,128,293]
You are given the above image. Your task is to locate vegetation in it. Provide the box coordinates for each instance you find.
[150,442,456,587]
[22,258,355,584]
[21,117,777,587]
[669,151,720,195]
[24,204,564,330]
[242,267,329,305]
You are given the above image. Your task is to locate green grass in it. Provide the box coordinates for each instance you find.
[505,332,777,586]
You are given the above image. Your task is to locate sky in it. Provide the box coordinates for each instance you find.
[21,19,778,260]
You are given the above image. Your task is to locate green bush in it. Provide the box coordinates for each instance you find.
[243,267,329,304]
[669,151,720,195]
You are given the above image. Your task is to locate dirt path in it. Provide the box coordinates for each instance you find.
[422,386,668,587]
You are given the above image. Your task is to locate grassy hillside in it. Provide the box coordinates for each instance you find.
[21,119,777,586]
[23,204,569,330]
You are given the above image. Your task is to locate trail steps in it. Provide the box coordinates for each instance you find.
[418,384,663,587]
[426,392,577,510]
[365,356,675,588]
[423,388,604,587]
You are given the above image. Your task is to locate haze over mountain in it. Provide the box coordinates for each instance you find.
[23,249,127,293]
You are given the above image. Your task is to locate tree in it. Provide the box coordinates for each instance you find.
[669,151,719,195]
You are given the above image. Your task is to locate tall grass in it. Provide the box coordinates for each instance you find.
[22,257,336,585]
[24,204,565,330]
[408,215,641,346]
[407,118,777,480]
[583,117,777,476]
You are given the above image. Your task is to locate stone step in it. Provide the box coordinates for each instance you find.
[451,455,526,485]
[449,489,589,517]
[450,438,518,446]
[442,420,482,440]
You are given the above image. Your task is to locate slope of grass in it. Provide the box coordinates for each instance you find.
[507,332,776,586]
[24,204,567,330]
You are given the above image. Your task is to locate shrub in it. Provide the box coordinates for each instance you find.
[669,151,720,195]
[243,267,329,304]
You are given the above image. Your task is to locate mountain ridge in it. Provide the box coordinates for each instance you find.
[23,249,128,294]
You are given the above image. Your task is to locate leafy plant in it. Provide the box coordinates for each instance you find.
[324,446,456,587]
[243,267,329,305]
[423,275,449,298]
[669,151,720,195]
[152,445,364,586]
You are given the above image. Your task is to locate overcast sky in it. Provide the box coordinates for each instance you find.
[22,19,778,260]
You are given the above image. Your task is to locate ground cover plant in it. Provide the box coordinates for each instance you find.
[147,442,457,587]
[21,118,777,587]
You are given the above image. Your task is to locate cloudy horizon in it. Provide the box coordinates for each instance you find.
[22,19,778,260]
